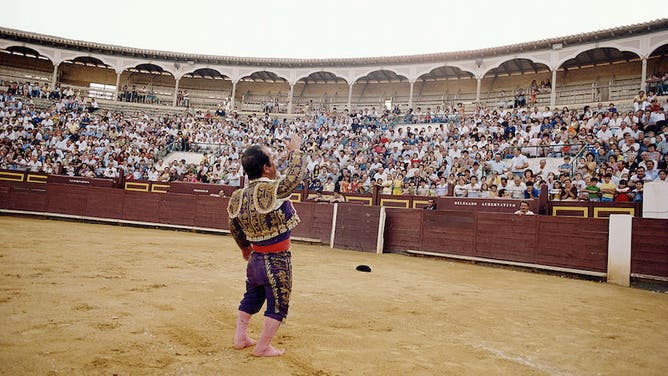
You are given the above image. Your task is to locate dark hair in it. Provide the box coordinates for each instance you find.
[241,145,270,180]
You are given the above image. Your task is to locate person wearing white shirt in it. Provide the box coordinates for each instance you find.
[596,124,613,143]
[506,175,527,199]
[510,148,529,177]
[466,177,482,198]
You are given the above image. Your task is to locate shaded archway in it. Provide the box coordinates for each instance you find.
[59,56,117,99]
[118,63,176,104]
[0,46,54,85]
[415,66,476,109]
[237,71,290,113]
[294,71,349,112]
[647,44,668,94]
[481,58,552,107]
[557,47,642,104]
[180,68,233,108]
[353,70,410,111]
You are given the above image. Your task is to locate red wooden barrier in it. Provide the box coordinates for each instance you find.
[0,185,9,209]
[333,204,380,252]
[168,181,233,196]
[384,208,610,274]
[122,191,162,223]
[475,213,538,263]
[422,211,476,256]
[291,202,333,243]
[47,175,115,187]
[536,217,608,272]
[547,201,641,218]
[4,172,667,280]
[46,183,89,216]
[8,186,47,212]
[85,187,125,219]
[384,208,423,251]
[194,196,229,230]
[158,193,197,226]
[631,218,668,278]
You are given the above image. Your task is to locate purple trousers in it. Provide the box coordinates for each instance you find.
[239,251,292,321]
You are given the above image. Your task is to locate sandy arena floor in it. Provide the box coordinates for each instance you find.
[1,216,667,375]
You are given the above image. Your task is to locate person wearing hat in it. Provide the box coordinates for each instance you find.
[228,136,306,357]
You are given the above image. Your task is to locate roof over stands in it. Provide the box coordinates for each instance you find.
[418,66,475,80]
[183,68,230,80]
[240,71,287,82]
[297,71,347,83]
[356,70,409,83]
[0,19,666,68]
[2,45,51,61]
[484,59,551,77]
[649,43,668,57]
[560,48,640,70]
[64,56,111,68]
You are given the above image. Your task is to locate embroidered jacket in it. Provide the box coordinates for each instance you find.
[227,150,307,247]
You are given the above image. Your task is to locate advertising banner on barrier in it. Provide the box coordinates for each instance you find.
[436,197,536,213]
[47,175,115,187]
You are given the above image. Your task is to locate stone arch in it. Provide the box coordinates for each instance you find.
[182,68,231,80]
[556,46,642,69]
[63,56,113,68]
[58,55,118,88]
[416,65,476,81]
[118,61,177,78]
[239,70,290,83]
[0,44,59,65]
[482,58,552,78]
[0,45,56,82]
[414,64,476,81]
[353,69,409,83]
[295,70,349,84]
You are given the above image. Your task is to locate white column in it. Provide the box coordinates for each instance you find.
[640,57,647,92]
[347,83,354,110]
[172,78,180,107]
[607,215,633,287]
[408,81,415,109]
[287,83,294,114]
[475,77,482,102]
[550,69,557,108]
[51,63,59,89]
[376,206,386,254]
[230,80,237,110]
[114,71,121,101]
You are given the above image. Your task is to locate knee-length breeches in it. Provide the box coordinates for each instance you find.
[238,251,292,321]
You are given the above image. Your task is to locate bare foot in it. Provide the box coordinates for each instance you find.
[251,345,285,357]
[233,336,256,350]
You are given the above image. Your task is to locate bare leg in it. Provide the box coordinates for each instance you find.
[233,310,256,349]
[252,317,284,357]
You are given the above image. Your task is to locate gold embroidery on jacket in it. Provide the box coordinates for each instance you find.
[226,151,307,242]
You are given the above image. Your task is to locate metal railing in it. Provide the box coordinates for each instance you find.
[1,67,643,115]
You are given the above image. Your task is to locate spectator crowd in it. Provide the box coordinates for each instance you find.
[1,78,667,205]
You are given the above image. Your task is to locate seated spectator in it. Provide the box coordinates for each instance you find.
[524,181,540,199]
[330,191,346,203]
[454,178,467,197]
[506,175,526,199]
[311,192,330,203]
[561,179,578,201]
